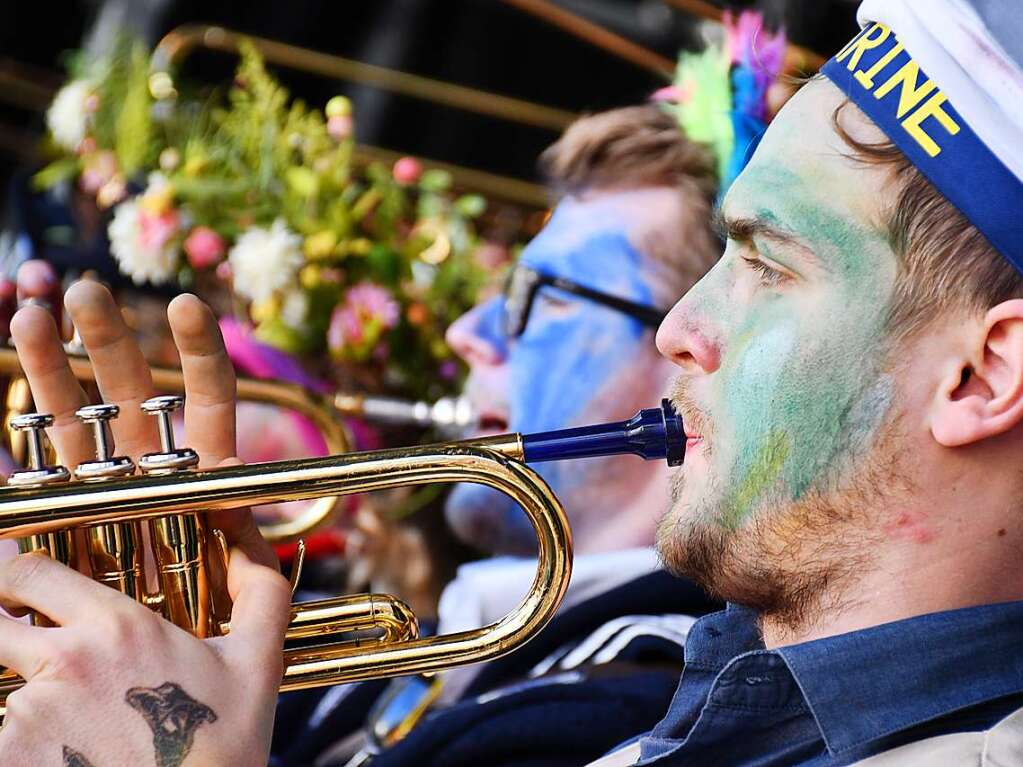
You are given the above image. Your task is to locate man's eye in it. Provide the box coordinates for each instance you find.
[536,292,573,311]
[741,256,787,286]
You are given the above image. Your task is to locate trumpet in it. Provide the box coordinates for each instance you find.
[0,396,684,712]
[0,345,477,541]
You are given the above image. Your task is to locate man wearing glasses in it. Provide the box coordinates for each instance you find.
[367,105,722,766]
[266,105,723,767]
[446,104,719,558]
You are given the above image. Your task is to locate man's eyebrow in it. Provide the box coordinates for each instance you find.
[713,210,819,265]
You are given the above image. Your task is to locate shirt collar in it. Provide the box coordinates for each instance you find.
[776,600,1023,755]
[682,603,765,670]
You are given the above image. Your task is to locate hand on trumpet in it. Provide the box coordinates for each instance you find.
[0,282,290,767]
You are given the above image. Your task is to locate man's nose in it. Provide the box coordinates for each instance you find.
[445,296,508,367]
[655,299,721,374]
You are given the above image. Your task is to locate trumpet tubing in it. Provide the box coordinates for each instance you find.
[0,345,478,541]
[0,393,573,709]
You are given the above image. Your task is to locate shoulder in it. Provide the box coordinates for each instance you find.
[849,705,1023,766]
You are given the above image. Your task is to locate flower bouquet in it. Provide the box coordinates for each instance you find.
[36,38,505,401]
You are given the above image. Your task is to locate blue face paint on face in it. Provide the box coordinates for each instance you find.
[469,295,509,359]
[512,233,652,434]
[445,199,658,553]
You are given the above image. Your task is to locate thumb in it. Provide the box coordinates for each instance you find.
[207,457,280,572]
[225,545,291,658]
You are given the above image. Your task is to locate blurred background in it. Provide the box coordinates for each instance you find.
[0,0,860,615]
[1,0,858,212]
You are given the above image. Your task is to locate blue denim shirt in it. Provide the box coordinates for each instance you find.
[636,601,1023,766]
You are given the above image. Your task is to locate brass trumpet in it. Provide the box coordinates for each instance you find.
[0,345,477,541]
[0,396,684,712]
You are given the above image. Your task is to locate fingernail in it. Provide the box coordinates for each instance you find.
[17,297,52,312]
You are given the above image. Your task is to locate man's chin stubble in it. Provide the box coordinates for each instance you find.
[656,474,886,639]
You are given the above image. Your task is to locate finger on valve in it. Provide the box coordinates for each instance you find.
[63,281,158,460]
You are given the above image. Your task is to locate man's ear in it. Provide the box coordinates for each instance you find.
[932,299,1023,447]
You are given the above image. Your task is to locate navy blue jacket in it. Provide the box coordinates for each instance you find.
[272,571,720,767]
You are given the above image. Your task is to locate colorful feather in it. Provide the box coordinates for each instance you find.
[661,44,734,182]
[656,10,787,193]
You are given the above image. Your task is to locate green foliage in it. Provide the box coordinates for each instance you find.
[37,37,505,400]
[92,37,155,175]
[31,156,80,190]
[114,44,154,175]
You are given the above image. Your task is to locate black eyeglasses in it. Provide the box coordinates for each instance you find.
[503,264,665,338]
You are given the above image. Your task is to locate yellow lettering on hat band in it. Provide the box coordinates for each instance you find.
[874,60,937,118]
[840,23,961,157]
[854,41,904,89]
[837,23,891,72]
[902,92,961,157]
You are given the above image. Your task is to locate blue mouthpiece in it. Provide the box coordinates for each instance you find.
[521,399,685,466]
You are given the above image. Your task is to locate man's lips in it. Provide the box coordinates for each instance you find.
[477,411,510,434]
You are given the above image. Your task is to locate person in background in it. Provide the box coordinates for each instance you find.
[270,104,724,766]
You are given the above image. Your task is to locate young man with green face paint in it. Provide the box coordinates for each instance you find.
[615,1,1023,764]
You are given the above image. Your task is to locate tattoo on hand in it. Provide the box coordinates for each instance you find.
[125,682,218,767]
[62,746,96,767]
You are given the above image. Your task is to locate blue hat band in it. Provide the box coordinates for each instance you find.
[823,22,1023,275]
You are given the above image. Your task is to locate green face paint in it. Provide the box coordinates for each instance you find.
[671,82,900,529]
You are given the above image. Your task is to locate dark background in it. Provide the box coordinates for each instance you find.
[0,0,859,194]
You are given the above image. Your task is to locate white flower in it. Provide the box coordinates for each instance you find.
[46,80,92,152]
[145,171,171,195]
[228,219,304,304]
[107,199,180,285]
[280,288,309,329]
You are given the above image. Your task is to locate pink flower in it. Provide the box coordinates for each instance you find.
[183,226,226,269]
[347,282,400,327]
[327,305,362,351]
[79,150,118,194]
[327,114,353,141]
[138,208,180,253]
[327,282,400,355]
[392,156,423,185]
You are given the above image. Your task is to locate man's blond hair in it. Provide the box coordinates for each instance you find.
[539,105,721,301]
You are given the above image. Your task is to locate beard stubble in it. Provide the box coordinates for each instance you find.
[657,379,908,641]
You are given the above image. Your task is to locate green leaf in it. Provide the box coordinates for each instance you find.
[114,43,154,176]
[253,316,317,354]
[454,194,487,218]
[419,169,452,193]
[31,157,81,190]
[286,166,320,197]
[366,243,402,283]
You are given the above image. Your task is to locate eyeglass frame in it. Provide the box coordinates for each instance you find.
[503,264,666,339]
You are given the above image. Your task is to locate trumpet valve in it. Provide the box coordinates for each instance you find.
[138,395,199,474]
[136,395,212,636]
[74,404,135,480]
[7,413,70,487]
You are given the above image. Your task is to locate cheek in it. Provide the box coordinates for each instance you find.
[712,295,893,517]
[509,308,644,430]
